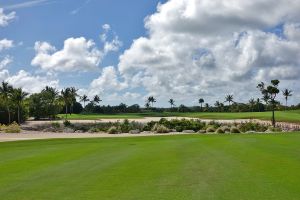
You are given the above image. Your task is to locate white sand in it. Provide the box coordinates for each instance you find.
[0,131,188,142]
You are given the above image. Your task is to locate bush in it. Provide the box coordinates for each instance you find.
[206,127,216,133]
[230,126,240,133]
[108,126,119,134]
[216,128,225,134]
[120,119,131,133]
[207,121,221,129]
[238,122,268,133]
[221,126,230,132]
[63,120,72,127]
[51,122,61,129]
[152,124,169,133]
[88,127,101,133]
[267,126,282,132]
[3,122,21,133]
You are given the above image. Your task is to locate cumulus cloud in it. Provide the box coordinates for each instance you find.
[0,39,14,51]
[0,56,13,69]
[31,37,103,72]
[4,70,59,93]
[32,25,122,72]
[89,66,127,95]
[0,8,16,27]
[117,0,300,105]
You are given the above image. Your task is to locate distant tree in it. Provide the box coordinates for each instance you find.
[282,89,292,110]
[11,88,28,124]
[145,102,150,109]
[178,104,188,112]
[0,81,13,124]
[80,94,89,108]
[168,99,175,108]
[257,80,280,127]
[42,86,60,119]
[256,98,261,112]
[214,101,221,112]
[92,95,102,105]
[249,98,255,112]
[204,103,210,111]
[147,96,156,107]
[225,95,234,106]
[199,98,204,111]
[61,88,71,119]
[69,87,78,114]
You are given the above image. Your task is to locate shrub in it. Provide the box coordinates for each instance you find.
[108,126,119,134]
[175,126,183,132]
[51,122,61,130]
[207,121,221,129]
[120,119,131,133]
[88,127,101,133]
[221,126,230,132]
[267,126,282,132]
[206,127,216,133]
[216,128,225,134]
[143,121,156,131]
[0,124,5,132]
[63,120,72,127]
[238,122,268,133]
[4,122,21,133]
[230,126,240,133]
[152,124,169,133]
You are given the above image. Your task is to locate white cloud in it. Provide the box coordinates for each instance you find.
[0,69,9,80]
[0,8,16,27]
[117,0,300,105]
[0,56,13,69]
[89,66,127,95]
[3,0,53,10]
[4,70,59,93]
[104,36,122,54]
[31,37,103,72]
[32,25,122,72]
[0,39,14,51]
[102,24,111,31]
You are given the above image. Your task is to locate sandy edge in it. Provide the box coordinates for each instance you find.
[0,132,190,142]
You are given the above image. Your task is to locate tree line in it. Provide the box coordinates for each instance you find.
[0,79,297,126]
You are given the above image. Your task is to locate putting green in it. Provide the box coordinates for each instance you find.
[1,134,300,199]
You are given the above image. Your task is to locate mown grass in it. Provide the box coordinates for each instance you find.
[59,110,300,123]
[1,134,300,200]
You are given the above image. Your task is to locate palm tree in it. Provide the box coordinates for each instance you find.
[145,102,150,109]
[92,95,102,105]
[205,103,210,111]
[214,101,221,112]
[225,95,234,106]
[249,98,255,112]
[282,89,292,110]
[256,98,261,112]
[69,87,78,114]
[80,94,89,108]
[199,98,204,111]
[147,96,156,107]
[0,81,13,124]
[42,86,59,119]
[257,80,280,127]
[168,99,175,108]
[11,88,28,124]
[61,88,71,119]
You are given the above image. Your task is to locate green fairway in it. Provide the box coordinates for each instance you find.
[1,134,300,200]
[59,110,300,123]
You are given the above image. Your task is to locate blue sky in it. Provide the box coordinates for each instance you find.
[0,0,163,86]
[0,0,299,106]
